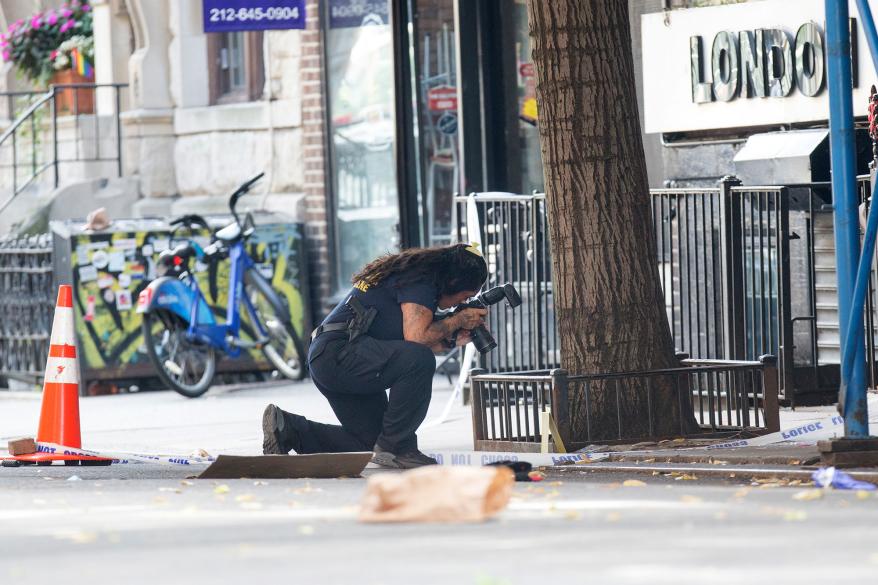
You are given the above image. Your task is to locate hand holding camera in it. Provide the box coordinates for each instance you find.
[439,283,522,354]
[453,307,487,330]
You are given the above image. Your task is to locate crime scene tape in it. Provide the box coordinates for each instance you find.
[704,414,847,450]
[34,442,215,465]
[425,450,610,467]
[706,400,878,450]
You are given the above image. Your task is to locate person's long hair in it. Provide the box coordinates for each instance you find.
[352,243,488,295]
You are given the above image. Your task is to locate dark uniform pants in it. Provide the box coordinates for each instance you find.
[300,335,435,454]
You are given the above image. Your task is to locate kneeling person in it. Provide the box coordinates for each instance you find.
[263,243,488,468]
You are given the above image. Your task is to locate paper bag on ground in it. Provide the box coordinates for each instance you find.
[359,466,514,523]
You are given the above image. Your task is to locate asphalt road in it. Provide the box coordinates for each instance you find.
[1,464,876,585]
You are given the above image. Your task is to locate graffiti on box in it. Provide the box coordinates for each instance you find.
[69,224,306,375]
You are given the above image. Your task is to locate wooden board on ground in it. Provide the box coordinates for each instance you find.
[198,452,373,479]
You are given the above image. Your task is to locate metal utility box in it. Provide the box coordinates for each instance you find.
[50,214,311,394]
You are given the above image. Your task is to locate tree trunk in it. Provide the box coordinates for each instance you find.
[526,0,697,440]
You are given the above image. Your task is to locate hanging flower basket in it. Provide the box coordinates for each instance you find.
[50,35,96,114]
[1,2,94,89]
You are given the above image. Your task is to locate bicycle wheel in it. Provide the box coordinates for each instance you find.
[244,283,307,380]
[141,309,216,398]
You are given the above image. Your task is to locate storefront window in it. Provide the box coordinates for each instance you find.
[511,0,543,194]
[456,0,544,197]
[324,0,399,293]
[411,0,458,245]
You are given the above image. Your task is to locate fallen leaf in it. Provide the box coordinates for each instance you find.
[857,490,873,500]
[674,473,698,481]
[605,512,622,522]
[180,480,194,487]
[680,495,703,504]
[235,494,255,503]
[733,488,751,498]
[622,479,647,487]
[711,460,729,465]
[792,490,823,501]
[564,511,581,521]
[299,525,315,535]
[783,510,808,522]
[546,481,563,487]
[55,531,97,544]
[214,484,230,495]
[652,471,660,476]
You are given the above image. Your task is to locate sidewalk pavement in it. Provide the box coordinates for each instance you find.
[1,377,877,480]
[0,375,474,458]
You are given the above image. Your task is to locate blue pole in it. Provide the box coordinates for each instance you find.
[840,0,878,437]
[827,0,869,438]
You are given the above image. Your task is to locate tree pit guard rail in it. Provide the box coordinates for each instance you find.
[470,356,780,452]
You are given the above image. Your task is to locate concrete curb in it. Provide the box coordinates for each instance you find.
[560,461,878,482]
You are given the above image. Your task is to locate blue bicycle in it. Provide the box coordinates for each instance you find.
[137,173,307,397]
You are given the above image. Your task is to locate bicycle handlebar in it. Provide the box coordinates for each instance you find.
[229,172,265,224]
[169,214,210,230]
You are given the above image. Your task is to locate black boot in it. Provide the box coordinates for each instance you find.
[371,444,438,469]
[262,404,306,455]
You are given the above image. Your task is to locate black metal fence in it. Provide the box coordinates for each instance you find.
[470,356,780,452]
[460,177,877,405]
[0,234,53,385]
[651,180,799,399]
[455,193,558,372]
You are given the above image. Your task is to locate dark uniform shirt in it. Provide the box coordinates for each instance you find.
[311,271,439,354]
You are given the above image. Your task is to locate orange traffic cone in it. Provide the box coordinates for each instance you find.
[6,285,110,466]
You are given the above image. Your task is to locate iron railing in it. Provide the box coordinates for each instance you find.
[0,233,53,384]
[652,180,799,399]
[460,178,877,405]
[454,193,558,372]
[470,356,780,452]
[0,83,127,217]
[653,177,878,403]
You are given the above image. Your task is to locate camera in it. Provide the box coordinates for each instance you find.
[442,283,522,354]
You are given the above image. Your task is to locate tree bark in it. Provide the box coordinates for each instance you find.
[526,0,697,440]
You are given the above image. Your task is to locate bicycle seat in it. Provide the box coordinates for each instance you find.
[216,222,241,242]
[159,242,199,263]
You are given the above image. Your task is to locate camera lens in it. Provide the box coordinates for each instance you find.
[470,325,497,354]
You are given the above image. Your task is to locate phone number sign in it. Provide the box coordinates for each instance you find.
[203,0,306,32]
